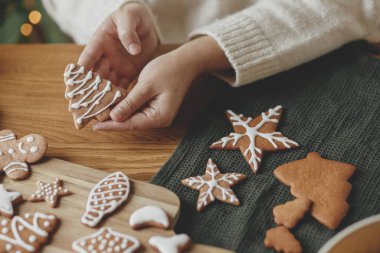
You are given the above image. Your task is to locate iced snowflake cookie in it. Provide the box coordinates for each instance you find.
[182,159,247,211]
[81,172,131,227]
[29,178,72,208]
[63,63,128,129]
[274,152,356,229]
[129,205,170,230]
[0,184,22,218]
[264,226,302,253]
[72,227,140,253]
[0,212,58,253]
[0,130,47,180]
[149,234,191,253]
[210,106,298,174]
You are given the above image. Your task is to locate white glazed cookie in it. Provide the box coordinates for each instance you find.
[0,130,47,180]
[210,106,298,174]
[129,205,170,230]
[149,234,191,253]
[29,177,72,208]
[0,184,22,218]
[81,172,131,227]
[72,227,140,253]
[0,212,58,253]
[63,63,128,129]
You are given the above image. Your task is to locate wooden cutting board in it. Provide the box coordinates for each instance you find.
[2,158,232,253]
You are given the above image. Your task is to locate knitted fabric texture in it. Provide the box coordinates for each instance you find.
[151,44,380,253]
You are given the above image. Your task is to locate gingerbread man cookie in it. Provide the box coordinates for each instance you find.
[182,159,247,211]
[29,177,72,208]
[0,212,58,253]
[210,106,298,174]
[129,205,170,230]
[274,152,356,229]
[264,226,302,253]
[0,130,47,180]
[149,234,191,253]
[81,172,131,227]
[273,197,311,228]
[0,184,22,218]
[63,63,128,129]
[72,227,140,253]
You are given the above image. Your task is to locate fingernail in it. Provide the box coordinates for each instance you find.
[128,43,140,55]
[111,107,126,122]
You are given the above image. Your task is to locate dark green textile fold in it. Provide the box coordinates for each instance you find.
[151,44,380,253]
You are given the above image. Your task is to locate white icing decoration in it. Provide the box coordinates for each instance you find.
[129,205,170,229]
[148,234,190,253]
[18,142,27,154]
[0,184,21,216]
[5,243,12,250]
[0,212,56,252]
[30,146,39,153]
[28,235,37,243]
[0,133,16,142]
[8,148,14,154]
[64,64,123,125]
[26,136,34,143]
[72,227,140,253]
[81,172,130,227]
[3,162,28,175]
[0,151,3,156]
[211,106,298,173]
[182,159,245,210]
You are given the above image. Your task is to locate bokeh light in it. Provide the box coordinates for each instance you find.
[29,10,42,25]
[20,23,33,36]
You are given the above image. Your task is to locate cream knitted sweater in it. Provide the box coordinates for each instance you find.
[43,0,380,86]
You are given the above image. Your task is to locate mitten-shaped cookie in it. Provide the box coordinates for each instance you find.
[63,63,128,129]
[0,130,47,180]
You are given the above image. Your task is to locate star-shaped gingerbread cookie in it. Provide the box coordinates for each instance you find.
[29,177,72,208]
[0,184,22,218]
[182,159,247,211]
[210,106,298,174]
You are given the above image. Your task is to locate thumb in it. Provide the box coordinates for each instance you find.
[113,10,141,55]
[111,83,153,122]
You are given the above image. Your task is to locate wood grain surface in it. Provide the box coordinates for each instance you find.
[2,158,232,253]
[0,44,226,181]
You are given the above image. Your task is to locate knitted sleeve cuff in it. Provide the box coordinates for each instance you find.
[189,11,281,87]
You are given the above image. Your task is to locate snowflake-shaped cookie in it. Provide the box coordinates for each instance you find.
[210,105,298,174]
[181,159,247,211]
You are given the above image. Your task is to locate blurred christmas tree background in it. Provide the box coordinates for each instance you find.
[0,0,71,43]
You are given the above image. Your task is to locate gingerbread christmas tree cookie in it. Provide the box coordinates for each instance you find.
[63,63,128,129]
[264,226,302,253]
[274,152,356,229]
[210,106,298,174]
[273,197,311,228]
[182,159,247,211]
[0,130,47,180]
[29,178,72,208]
[0,212,58,253]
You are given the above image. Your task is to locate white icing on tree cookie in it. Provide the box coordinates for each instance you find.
[149,234,191,253]
[63,63,126,129]
[129,205,170,229]
[29,177,72,208]
[81,172,130,227]
[182,159,247,211]
[0,212,57,253]
[211,106,298,174]
[72,227,140,253]
[0,185,21,218]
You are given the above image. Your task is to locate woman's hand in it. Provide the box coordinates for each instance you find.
[78,3,159,87]
[93,36,231,131]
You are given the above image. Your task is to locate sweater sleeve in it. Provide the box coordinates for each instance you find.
[189,0,380,87]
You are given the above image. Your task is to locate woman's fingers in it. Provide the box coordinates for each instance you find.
[110,82,153,122]
[113,8,141,55]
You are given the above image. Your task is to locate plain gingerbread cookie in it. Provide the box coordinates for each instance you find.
[264,226,302,253]
[273,197,311,228]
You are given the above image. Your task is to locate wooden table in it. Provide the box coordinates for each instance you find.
[0,44,226,181]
